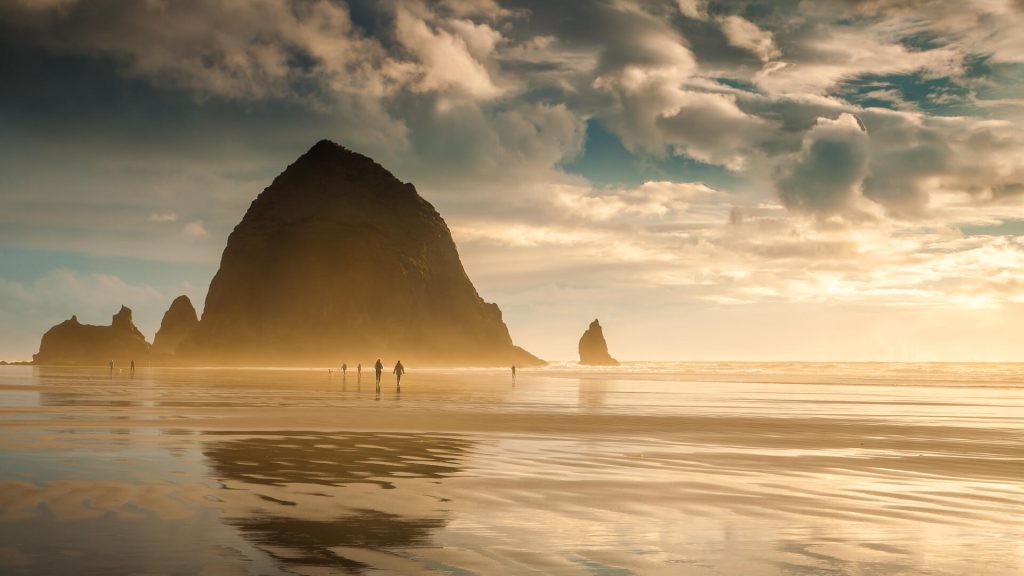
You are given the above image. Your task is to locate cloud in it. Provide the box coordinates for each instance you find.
[147,211,178,223]
[676,0,708,20]
[393,4,504,102]
[454,172,1024,324]
[2,269,163,311]
[587,3,699,155]
[718,15,780,63]
[754,27,961,97]
[4,0,1017,227]
[549,180,730,224]
[4,0,1024,360]
[774,113,870,215]
[15,0,77,10]
[858,108,951,215]
[183,220,209,238]
[654,90,772,170]
[0,0,395,103]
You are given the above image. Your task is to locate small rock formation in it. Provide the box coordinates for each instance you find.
[578,319,619,366]
[152,295,199,357]
[179,139,544,367]
[33,306,151,365]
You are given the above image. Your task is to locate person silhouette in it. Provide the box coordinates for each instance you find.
[511,365,516,380]
[130,360,135,378]
[374,359,384,389]
[357,363,362,383]
[393,360,405,389]
[342,363,347,377]
[108,360,113,378]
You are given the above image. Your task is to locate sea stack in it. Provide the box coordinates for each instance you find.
[33,306,151,365]
[152,295,199,357]
[578,319,619,366]
[179,140,544,367]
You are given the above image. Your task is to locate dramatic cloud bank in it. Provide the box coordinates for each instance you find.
[2,0,1024,359]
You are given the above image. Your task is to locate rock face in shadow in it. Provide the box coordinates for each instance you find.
[33,306,151,365]
[179,139,544,367]
[152,295,199,357]
[578,319,619,366]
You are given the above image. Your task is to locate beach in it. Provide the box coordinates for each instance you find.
[0,363,1022,575]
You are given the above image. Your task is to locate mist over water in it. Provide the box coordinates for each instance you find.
[1,363,1022,575]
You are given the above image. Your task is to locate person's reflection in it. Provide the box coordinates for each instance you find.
[578,379,609,409]
[577,377,606,407]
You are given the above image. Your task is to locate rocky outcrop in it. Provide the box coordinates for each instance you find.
[33,306,151,365]
[578,319,619,366]
[512,346,545,367]
[152,295,199,357]
[179,140,544,367]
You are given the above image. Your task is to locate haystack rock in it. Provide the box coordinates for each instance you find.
[33,306,151,365]
[179,140,544,367]
[578,319,619,366]
[152,295,199,357]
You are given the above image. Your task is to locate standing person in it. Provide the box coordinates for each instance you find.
[130,360,135,378]
[357,363,362,383]
[342,363,347,377]
[511,365,516,381]
[393,360,405,389]
[374,359,384,389]
[108,360,113,378]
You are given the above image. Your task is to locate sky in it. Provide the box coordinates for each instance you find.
[2,0,1024,362]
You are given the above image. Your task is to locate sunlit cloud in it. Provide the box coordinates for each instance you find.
[146,211,178,223]
[183,221,209,239]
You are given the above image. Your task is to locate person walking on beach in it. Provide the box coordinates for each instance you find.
[108,360,113,378]
[374,359,384,389]
[130,360,135,378]
[393,360,405,389]
[511,365,516,381]
[357,363,362,383]
[342,363,347,377]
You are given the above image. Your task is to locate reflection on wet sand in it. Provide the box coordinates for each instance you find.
[204,432,472,572]
[205,432,469,488]
[35,366,144,409]
[239,510,445,571]
[2,366,1024,575]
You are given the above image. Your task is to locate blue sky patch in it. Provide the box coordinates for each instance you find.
[835,71,976,116]
[562,119,744,189]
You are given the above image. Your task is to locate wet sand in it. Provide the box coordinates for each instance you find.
[1,364,1023,575]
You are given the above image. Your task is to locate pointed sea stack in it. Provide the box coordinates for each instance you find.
[33,306,151,365]
[179,140,544,367]
[152,295,199,357]
[578,319,619,366]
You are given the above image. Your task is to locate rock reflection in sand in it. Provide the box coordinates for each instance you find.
[203,432,470,571]
[204,432,468,489]
[238,510,445,570]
